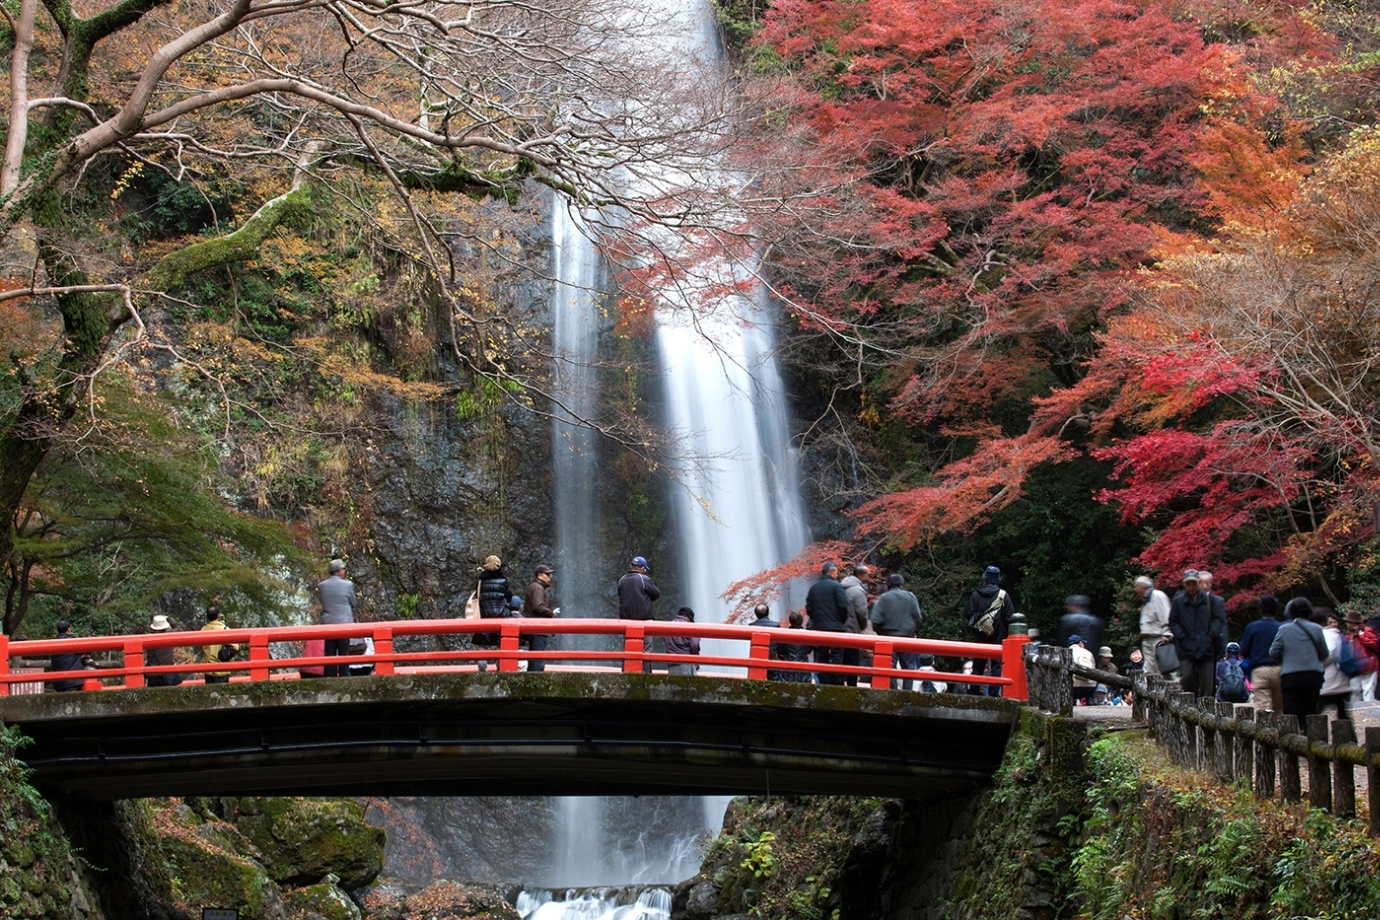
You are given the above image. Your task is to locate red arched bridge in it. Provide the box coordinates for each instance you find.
[0,620,1030,801]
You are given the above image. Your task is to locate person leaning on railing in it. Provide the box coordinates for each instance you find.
[49,620,92,692]
[145,615,184,687]
[200,605,236,684]
[773,610,814,683]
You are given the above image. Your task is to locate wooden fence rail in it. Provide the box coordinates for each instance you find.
[1025,648,1380,835]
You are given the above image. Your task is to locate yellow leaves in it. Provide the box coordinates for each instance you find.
[110,161,144,201]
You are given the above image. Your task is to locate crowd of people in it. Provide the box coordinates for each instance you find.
[39,555,1380,720]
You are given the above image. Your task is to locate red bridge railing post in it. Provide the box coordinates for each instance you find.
[1003,635,1030,701]
[0,634,9,697]
[498,623,521,672]
[249,634,270,682]
[747,632,771,680]
[124,638,145,689]
[623,625,644,674]
[872,640,894,690]
[373,627,394,676]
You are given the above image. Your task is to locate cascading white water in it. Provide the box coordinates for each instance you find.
[550,202,606,620]
[543,0,810,892]
[643,0,811,660]
[518,887,673,920]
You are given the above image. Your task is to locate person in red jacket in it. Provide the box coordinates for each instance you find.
[1345,610,1380,701]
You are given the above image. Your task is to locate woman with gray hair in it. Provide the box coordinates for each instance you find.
[1269,597,1328,730]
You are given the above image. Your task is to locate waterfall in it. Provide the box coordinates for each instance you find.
[542,0,809,890]
[550,202,606,621]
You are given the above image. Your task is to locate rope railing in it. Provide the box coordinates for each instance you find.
[1025,645,1380,835]
[0,620,1032,700]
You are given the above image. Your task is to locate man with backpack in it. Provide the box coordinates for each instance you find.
[964,565,1015,697]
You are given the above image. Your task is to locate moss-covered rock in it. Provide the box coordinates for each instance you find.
[0,724,104,920]
[234,797,385,891]
[679,795,899,920]
[139,798,287,919]
[283,876,363,920]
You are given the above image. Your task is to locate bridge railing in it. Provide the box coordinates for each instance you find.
[0,620,1029,699]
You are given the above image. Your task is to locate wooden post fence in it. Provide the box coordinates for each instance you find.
[1025,652,1380,835]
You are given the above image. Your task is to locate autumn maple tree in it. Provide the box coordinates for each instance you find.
[726,0,1378,605]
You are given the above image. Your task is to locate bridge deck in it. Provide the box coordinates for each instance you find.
[0,672,1021,800]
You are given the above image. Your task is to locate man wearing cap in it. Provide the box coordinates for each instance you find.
[1097,646,1115,671]
[145,615,184,687]
[618,557,660,621]
[870,573,924,689]
[806,561,852,685]
[1168,569,1226,699]
[1240,595,1283,711]
[618,557,660,672]
[964,565,1016,697]
[318,558,358,677]
[524,564,558,672]
[1134,576,1171,677]
[1069,635,1096,703]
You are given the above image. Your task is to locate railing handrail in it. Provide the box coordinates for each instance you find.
[1023,644,1380,837]
[2,620,1009,656]
[0,620,1029,699]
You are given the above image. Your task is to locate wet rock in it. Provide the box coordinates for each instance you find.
[283,875,363,920]
[365,798,554,886]
[684,880,719,919]
[234,797,385,891]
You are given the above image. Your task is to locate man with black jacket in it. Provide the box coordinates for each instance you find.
[49,621,91,692]
[1169,569,1227,699]
[965,565,1015,697]
[618,557,660,673]
[806,561,851,685]
[617,557,660,620]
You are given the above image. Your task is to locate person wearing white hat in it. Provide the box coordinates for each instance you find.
[145,615,183,687]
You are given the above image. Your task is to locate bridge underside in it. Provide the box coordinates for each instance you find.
[0,673,1021,800]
